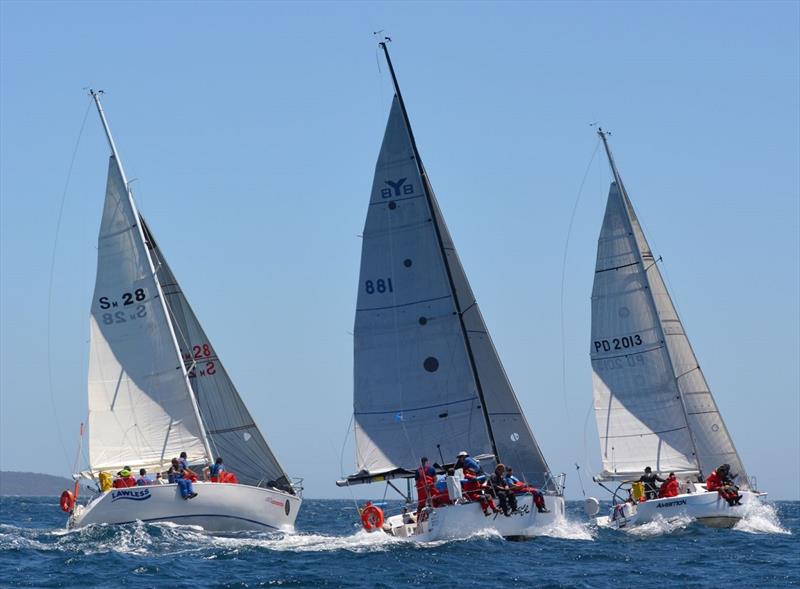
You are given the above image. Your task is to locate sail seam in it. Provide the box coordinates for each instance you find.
[600,425,689,439]
[368,194,423,206]
[356,294,451,312]
[354,396,478,415]
[595,261,641,274]
[591,345,665,360]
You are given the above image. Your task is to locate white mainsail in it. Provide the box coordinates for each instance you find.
[590,131,747,486]
[87,157,209,474]
[141,219,294,492]
[351,51,554,490]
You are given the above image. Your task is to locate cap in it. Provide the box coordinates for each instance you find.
[457,451,468,457]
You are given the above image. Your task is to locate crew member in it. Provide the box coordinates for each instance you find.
[505,466,549,513]
[415,457,436,517]
[490,464,518,516]
[706,464,741,506]
[639,466,665,500]
[454,451,481,475]
[658,472,679,498]
[205,457,225,482]
[113,467,137,488]
[136,468,151,486]
[176,468,198,500]
[461,470,497,516]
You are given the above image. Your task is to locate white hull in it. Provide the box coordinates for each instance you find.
[381,494,565,541]
[68,482,301,532]
[597,489,765,529]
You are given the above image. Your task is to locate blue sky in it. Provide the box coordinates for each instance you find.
[1,1,798,500]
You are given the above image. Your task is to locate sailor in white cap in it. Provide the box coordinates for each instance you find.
[454,451,481,474]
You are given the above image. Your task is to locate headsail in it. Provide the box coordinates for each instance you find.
[141,219,294,493]
[590,131,747,486]
[87,155,209,474]
[350,45,554,490]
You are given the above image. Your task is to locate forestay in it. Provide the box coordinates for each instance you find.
[591,140,747,486]
[141,219,294,493]
[88,158,208,474]
[352,95,554,489]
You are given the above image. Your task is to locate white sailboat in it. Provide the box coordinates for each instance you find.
[585,129,765,528]
[61,91,301,532]
[336,43,565,541]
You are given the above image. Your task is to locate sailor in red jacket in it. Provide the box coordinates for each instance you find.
[658,472,680,498]
[414,457,436,517]
[706,464,741,506]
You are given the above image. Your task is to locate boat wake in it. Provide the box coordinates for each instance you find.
[733,502,790,535]
[621,514,694,537]
[537,516,595,541]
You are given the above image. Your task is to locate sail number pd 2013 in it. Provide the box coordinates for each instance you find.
[98,288,149,325]
[593,334,643,353]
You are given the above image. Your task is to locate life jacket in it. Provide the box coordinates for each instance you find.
[706,471,722,491]
[220,471,238,484]
[659,478,679,498]
[415,467,434,490]
[113,476,136,488]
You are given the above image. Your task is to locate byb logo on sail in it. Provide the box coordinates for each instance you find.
[381,178,414,198]
[111,489,152,502]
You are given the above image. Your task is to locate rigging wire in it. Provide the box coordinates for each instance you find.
[47,97,93,472]
[557,137,602,492]
[559,138,601,423]
[338,413,362,514]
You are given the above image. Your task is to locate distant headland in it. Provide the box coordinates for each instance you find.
[0,471,72,496]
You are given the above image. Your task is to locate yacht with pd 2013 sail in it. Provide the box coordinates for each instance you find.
[583,129,766,529]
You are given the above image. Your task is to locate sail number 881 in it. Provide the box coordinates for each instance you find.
[365,278,394,294]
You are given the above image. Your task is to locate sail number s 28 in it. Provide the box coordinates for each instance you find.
[98,288,149,325]
[365,278,394,294]
[593,334,643,353]
[98,288,147,309]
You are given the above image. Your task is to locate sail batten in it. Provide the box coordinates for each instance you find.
[591,132,748,487]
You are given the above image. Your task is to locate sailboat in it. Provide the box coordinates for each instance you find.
[336,43,565,541]
[61,91,301,532]
[586,129,765,528]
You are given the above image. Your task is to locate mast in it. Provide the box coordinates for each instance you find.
[89,90,215,466]
[596,128,703,475]
[378,43,500,461]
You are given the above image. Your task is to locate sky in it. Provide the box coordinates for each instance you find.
[1,1,798,502]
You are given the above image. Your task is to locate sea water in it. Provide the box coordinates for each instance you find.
[0,497,796,588]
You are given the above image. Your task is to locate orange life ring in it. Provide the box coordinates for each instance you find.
[360,503,384,532]
[59,490,75,513]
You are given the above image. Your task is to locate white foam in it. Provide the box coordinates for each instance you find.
[622,514,693,537]
[536,516,595,541]
[733,502,790,535]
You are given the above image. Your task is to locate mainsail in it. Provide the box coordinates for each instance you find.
[350,44,554,490]
[141,219,293,492]
[590,130,747,486]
